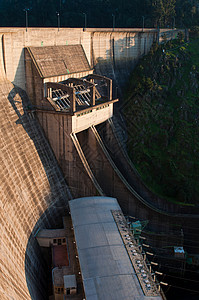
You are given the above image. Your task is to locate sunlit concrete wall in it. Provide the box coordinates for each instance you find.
[91,30,155,87]
[0,27,158,90]
[71,104,114,133]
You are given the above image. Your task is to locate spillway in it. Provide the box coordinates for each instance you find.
[75,123,199,253]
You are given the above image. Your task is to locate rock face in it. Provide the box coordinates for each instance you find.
[0,80,71,300]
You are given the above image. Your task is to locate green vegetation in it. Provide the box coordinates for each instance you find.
[124,37,199,204]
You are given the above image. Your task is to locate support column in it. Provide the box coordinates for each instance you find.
[108,79,112,100]
[70,89,76,113]
[90,85,95,107]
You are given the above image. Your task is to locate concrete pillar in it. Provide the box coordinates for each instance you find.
[70,89,76,113]
[108,80,112,100]
[157,27,160,44]
[90,85,95,106]
[48,87,52,99]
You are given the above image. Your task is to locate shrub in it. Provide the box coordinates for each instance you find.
[177,31,184,43]
[190,26,199,37]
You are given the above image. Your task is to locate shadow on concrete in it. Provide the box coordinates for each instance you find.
[13,49,26,89]
[93,32,156,101]
[7,84,72,200]
[7,83,72,299]
[25,206,68,300]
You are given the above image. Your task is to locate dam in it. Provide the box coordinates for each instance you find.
[0,27,198,300]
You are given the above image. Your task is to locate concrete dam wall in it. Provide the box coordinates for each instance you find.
[0,79,71,300]
[0,27,190,300]
[0,27,158,89]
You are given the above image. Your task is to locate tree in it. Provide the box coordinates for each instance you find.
[152,0,176,27]
[0,0,199,28]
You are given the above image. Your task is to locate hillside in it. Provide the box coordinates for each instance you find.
[123,36,199,204]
